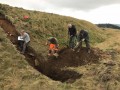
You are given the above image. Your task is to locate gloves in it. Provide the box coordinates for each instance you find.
[70,35,73,37]
[82,39,85,41]
[76,42,79,46]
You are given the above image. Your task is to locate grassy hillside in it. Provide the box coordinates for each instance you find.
[1,25,120,90]
[0,27,66,90]
[95,28,120,51]
[0,3,120,90]
[0,4,106,52]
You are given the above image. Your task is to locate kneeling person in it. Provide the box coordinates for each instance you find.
[46,37,59,57]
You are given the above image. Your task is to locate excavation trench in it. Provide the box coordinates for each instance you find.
[0,14,104,83]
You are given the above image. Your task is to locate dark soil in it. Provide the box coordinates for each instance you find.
[0,14,107,83]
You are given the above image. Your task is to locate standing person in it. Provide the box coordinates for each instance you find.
[68,24,77,49]
[74,29,90,53]
[20,30,30,54]
[18,34,24,51]
[46,37,59,57]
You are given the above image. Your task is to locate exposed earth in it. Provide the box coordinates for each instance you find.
[0,16,110,83]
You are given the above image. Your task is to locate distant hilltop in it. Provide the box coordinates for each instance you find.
[115,24,120,27]
[96,23,120,29]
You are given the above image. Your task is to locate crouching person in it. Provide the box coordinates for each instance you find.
[74,30,90,53]
[46,37,59,57]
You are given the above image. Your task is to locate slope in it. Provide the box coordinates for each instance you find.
[1,3,120,90]
[0,27,66,90]
[95,28,120,51]
[0,3,106,50]
[0,11,104,83]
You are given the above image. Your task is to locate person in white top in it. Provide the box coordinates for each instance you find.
[21,30,30,54]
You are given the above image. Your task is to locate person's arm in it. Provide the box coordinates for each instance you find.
[55,38,59,47]
[46,38,50,45]
[22,33,27,40]
[68,29,70,38]
[68,29,70,35]
[84,32,89,40]
[71,25,76,36]
[78,31,83,41]
[74,28,77,36]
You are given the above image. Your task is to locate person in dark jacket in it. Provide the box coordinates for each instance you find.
[68,24,77,49]
[74,29,90,53]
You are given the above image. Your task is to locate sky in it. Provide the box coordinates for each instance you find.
[0,0,120,24]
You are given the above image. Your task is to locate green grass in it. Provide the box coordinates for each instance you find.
[0,27,67,90]
[0,3,120,90]
[0,4,106,51]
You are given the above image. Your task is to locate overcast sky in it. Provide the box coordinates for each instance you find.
[0,0,120,24]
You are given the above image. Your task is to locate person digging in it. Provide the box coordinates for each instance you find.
[74,29,90,53]
[68,24,77,50]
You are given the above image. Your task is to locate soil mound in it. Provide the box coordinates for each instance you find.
[36,47,106,83]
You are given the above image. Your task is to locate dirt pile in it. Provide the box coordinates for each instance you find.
[36,47,107,83]
[42,47,104,71]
